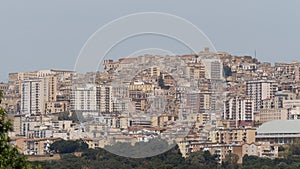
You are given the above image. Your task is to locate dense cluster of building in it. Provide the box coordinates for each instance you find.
[1,48,300,163]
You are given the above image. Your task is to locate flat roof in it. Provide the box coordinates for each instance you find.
[257,120,300,134]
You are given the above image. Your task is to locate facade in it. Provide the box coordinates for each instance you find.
[290,107,300,119]
[223,96,254,127]
[71,84,113,118]
[10,137,61,155]
[20,76,57,114]
[258,108,288,123]
[21,80,42,114]
[283,99,300,108]
[202,59,223,80]
[45,101,69,114]
[71,85,98,117]
[13,114,25,136]
[187,62,206,80]
[232,142,278,164]
[96,85,113,113]
[209,128,256,144]
[246,80,277,112]
[186,91,210,114]
[0,82,8,92]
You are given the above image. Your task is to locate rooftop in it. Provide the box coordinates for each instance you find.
[257,120,300,134]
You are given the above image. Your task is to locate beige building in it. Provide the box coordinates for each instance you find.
[45,75,57,102]
[129,82,154,111]
[187,62,206,80]
[151,114,177,127]
[0,82,8,92]
[178,141,278,164]
[13,114,25,136]
[45,101,69,114]
[258,108,288,123]
[10,137,61,155]
[209,128,256,144]
[232,142,278,164]
[283,99,300,108]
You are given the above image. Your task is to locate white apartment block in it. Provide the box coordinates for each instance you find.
[21,76,57,114]
[202,59,223,80]
[71,84,113,118]
[246,80,277,112]
[71,85,97,117]
[21,80,42,114]
[224,96,254,121]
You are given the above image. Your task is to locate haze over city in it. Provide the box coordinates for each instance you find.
[1,0,300,81]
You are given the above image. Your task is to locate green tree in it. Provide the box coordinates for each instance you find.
[222,153,239,169]
[50,140,88,154]
[186,150,219,169]
[0,91,35,169]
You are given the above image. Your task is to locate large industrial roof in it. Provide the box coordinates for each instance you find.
[257,120,300,134]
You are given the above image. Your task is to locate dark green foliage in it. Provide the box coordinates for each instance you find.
[289,143,300,155]
[32,145,219,169]
[222,153,239,169]
[241,153,300,169]
[104,138,175,158]
[50,140,88,154]
[34,140,300,169]
[278,145,285,152]
[186,150,219,169]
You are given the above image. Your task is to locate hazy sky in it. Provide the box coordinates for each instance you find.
[1,0,300,82]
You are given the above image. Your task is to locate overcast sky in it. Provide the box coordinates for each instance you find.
[1,0,300,81]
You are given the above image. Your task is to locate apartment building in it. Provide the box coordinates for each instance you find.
[258,109,288,123]
[209,128,256,144]
[71,84,113,119]
[202,59,223,80]
[45,101,69,114]
[223,96,254,127]
[246,80,277,112]
[20,75,57,114]
[21,80,42,114]
[186,91,210,114]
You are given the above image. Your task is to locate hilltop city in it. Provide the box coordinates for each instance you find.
[1,48,300,164]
